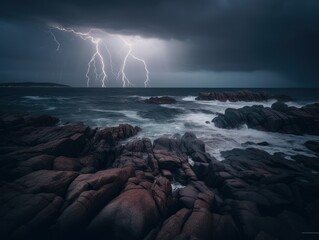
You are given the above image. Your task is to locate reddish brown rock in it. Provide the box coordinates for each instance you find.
[88,176,172,240]
[94,124,140,142]
[179,185,200,208]
[57,167,134,234]
[14,170,79,195]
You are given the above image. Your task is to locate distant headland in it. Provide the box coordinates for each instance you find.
[0,82,71,87]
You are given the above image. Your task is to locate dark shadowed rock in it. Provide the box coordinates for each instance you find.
[0,190,65,239]
[24,114,59,127]
[196,90,271,102]
[292,155,319,171]
[274,94,294,102]
[14,170,79,195]
[145,96,177,104]
[277,210,310,240]
[212,214,241,240]
[94,124,140,142]
[213,103,319,135]
[53,156,83,171]
[306,199,319,229]
[271,101,289,112]
[155,208,192,240]
[13,154,55,177]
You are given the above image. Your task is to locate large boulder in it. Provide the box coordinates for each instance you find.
[57,167,134,235]
[145,96,176,104]
[88,176,172,240]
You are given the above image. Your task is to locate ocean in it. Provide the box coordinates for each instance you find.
[1,88,319,160]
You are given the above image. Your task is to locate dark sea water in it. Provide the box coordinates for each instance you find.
[1,88,319,160]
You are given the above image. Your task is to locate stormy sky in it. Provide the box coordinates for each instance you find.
[0,0,318,87]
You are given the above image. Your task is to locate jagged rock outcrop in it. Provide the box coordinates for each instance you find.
[212,102,319,135]
[193,147,319,240]
[196,90,293,102]
[196,90,272,102]
[1,113,318,240]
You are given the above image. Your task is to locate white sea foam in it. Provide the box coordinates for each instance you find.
[90,109,146,122]
[23,96,70,101]
[23,96,51,100]
[195,99,277,114]
[120,110,146,121]
[188,156,195,166]
[128,95,151,100]
[285,101,316,108]
[91,118,110,126]
[45,107,57,111]
[160,104,185,110]
[197,125,319,161]
[182,96,197,101]
[128,95,149,100]
[56,97,70,100]
[91,101,319,162]
[171,181,185,192]
[90,108,112,113]
[19,92,317,163]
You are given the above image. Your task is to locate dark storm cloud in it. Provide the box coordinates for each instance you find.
[1,0,319,83]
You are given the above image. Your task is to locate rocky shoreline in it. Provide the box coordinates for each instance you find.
[195,90,293,102]
[0,113,319,240]
[212,102,319,135]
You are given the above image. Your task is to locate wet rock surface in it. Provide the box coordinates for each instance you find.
[144,96,177,104]
[196,90,272,102]
[196,90,294,102]
[0,113,318,240]
[213,102,319,135]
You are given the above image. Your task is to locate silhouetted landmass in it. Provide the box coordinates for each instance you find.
[0,82,70,87]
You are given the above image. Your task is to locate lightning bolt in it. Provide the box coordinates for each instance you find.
[49,30,60,51]
[119,37,151,88]
[50,26,151,88]
[102,42,117,78]
[131,55,151,88]
[52,26,107,87]
[118,38,134,87]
